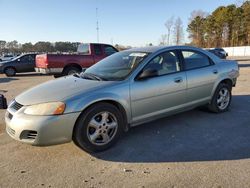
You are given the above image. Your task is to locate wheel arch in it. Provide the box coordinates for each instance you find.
[72,99,129,139]
[63,63,82,72]
[219,79,233,88]
[211,78,233,100]
[3,66,17,73]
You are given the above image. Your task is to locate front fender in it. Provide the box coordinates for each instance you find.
[64,90,131,124]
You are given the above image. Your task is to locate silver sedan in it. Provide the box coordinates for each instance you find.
[5,46,239,152]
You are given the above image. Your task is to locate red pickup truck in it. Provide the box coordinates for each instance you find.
[35,43,118,76]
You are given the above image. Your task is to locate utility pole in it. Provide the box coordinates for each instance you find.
[96,7,99,43]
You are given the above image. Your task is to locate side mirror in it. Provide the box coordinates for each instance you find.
[137,64,159,80]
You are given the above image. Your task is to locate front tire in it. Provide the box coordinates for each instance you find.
[4,67,16,77]
[73,103,123,153]
[208,83,232,113]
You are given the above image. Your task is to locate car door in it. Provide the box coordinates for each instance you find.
[180,50,219,104]
[93,44,106,63]
[15,55,34,72]
[130,50,187,123]
[25,54,36,72]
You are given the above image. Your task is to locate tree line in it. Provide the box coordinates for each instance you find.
[187,1,250,48]
[0,40,81,55]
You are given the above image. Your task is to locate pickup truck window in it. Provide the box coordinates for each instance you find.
[77,44,90,54]
[104,45,118,56]
[94,44,102,55]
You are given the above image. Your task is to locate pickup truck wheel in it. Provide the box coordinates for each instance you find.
[208,83,232,113]
[63,67,81,76]
[73,103,123,153]
[4,67,16,77]
[53,74,62,78]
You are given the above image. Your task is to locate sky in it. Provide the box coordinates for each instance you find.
[0,0,239,47]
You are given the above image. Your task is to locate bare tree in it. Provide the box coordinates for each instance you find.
[189,10,208,21]
[165,16,174,45]
[159,34,167,45]
[173,17,184,45]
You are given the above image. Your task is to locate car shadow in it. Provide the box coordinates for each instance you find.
[0,77,19,83]
[92,95,250,163]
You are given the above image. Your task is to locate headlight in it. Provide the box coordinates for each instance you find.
[24,102,66,115]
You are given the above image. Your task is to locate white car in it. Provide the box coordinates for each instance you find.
[0,54,15,62]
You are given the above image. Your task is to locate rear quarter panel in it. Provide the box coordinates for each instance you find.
[211,60,239,96]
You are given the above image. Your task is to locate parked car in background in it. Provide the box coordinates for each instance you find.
[35,43,118,77]
[5,46,239,152]
[208,48,228,59]
[0,53,37,76]
[214,48,228,56]
[0,54,15,62]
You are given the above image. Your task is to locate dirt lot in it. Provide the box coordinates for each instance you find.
[0,61,250,188]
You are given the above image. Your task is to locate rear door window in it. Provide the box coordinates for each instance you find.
[181,50,211,70]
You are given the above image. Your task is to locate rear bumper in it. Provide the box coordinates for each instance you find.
[35,67,63,75]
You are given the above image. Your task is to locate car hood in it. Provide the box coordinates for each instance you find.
[15,75,115,105]
[0,60,12,65]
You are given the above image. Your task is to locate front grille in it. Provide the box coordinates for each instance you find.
[9,101,23,112]
[6,126,15,136]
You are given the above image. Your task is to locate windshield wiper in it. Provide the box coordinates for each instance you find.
[82,73,104,81]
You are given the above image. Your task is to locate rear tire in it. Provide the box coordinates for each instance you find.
[53,74,62,78]
[4,67,16,77]
[208,83,232,113]
[62,67,81,76]
[73,103,123,153]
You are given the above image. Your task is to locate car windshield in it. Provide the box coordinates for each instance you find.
[80,51,149,81]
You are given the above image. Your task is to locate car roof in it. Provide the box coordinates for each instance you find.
[126,46,166,53]
[124,45,221,63]
[125,45,207,53]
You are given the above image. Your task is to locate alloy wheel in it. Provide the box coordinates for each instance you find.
[217,87,230,110]
[87,111,118,146]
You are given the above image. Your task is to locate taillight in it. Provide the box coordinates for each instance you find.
[45,55,48,67]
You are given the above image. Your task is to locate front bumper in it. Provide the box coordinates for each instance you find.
[5,107,81,146]
[0,67,4,74]
[35,67,63,75]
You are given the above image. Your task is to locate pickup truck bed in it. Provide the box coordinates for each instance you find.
[35,43,118,76]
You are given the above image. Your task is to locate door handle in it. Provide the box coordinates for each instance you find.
[213,69,218,74]
[174,77,183,83]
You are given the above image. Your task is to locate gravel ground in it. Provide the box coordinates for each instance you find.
[0,61,250,188]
